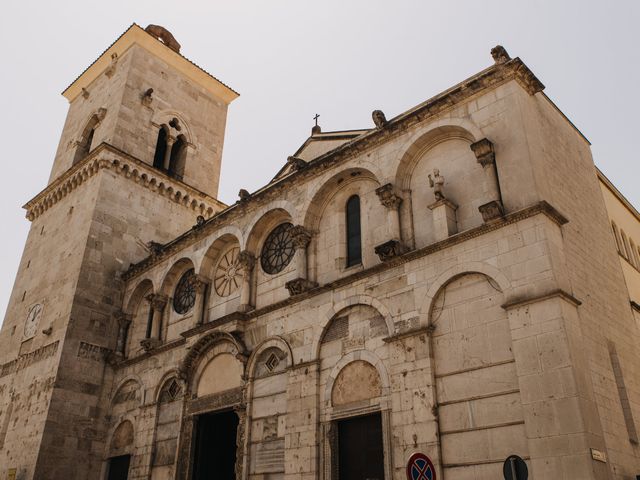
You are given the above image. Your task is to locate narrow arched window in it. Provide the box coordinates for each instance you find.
[168,135,187,180]
[153,127,168,170]
[612,222,623,254]
[622,231,631,261]
[73,120,98,164]
[346,195,362,267]
[630,239,639,269]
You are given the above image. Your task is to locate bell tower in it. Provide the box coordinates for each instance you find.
[0,24,237,479]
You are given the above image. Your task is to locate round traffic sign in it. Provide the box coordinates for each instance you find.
[406,452,436,480]
[503,455,528,480]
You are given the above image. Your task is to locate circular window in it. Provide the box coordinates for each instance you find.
[214,246,241,297]
[173,268,196,314]
[260,222,295,275]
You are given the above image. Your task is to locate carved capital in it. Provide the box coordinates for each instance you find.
[192,274,210,293]
[374,239,405,262]
[478,200,505,222]
[290,225,313,249]
[165,135,176,147]
[146,293,168,311]
[375,183,402,210]
[114,311,132,327]
[470,138,495,167]
[237,250,255,272]
[285,278,318,296]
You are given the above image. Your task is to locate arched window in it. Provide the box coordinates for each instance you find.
[73,116,99,165]
[153,127,168,170]
[621,231,631,261]
[630,239,639,269]
[168,135,187,180]
[346,195,362,267]
[152,126,187,181]
[612,222,623,254]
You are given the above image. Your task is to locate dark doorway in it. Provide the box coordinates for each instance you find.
[192,410,239,480]
[338,412,385,480]
[107,455,131,480]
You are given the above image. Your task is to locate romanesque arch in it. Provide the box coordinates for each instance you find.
[426,270,527,478]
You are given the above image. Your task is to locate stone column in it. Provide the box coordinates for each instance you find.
[428,199,458,241]
[163,134,176,171]
[374,183,405,261]
[285,226,318,296]
[141,294,167,351]
[470,138,504,222]
[114,312,132,356]
[237,250,255,313]
[192,274,210,326]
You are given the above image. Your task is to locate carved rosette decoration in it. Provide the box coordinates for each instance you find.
[375,184,402,210]
[214,246,241,297]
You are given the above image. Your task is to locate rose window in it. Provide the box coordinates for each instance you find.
[260,223,295,275]
[214,246,241,297]
[173,268,196,314]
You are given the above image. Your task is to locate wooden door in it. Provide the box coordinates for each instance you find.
[337,413,384,480]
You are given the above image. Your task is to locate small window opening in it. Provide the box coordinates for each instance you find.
[168,135,187,181]
[153,127,168,170]
[346,195,362,267]
[265,353,280,372]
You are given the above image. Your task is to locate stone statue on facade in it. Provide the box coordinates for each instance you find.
[428,169,445,201]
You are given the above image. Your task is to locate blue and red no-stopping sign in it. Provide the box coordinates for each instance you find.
[406,452,436,480]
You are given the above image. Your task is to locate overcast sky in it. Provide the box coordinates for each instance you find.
[0,1,638,323]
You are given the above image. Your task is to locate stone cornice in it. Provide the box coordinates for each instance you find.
[22,142,226,222]
[501,288,582,310]
[122,56,546,281]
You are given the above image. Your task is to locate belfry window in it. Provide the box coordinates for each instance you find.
[153,125,187,181]
[346,195,362,267]
[73,116,100,165]
[153,127,168,170]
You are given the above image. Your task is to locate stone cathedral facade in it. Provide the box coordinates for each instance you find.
[1,23,640,480]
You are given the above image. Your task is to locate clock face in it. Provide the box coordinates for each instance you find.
[24,303,43,339]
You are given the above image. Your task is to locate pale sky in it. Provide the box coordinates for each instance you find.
[1,0,638,323]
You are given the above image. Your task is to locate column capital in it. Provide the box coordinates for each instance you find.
[375,183,403,210]
[192,274,210,292]
[237,250,255,271]
[470,138,495,167]
[146,293,168,310]
[114,311,132,326]
[290,225,313,249]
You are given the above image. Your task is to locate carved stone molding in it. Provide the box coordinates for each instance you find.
[192,274,210,293]
[187,387,244,416]
[290,225,313,249]
[470,138,496,167]
[478,200,505,222]
[375,183,402,210]
[374,239,405,262]
[23,143,223,225]
[285,278,318,296]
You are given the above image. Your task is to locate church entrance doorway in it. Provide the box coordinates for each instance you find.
[107,455,131,480]
[337,412,385,480]
[192,409,239,480]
